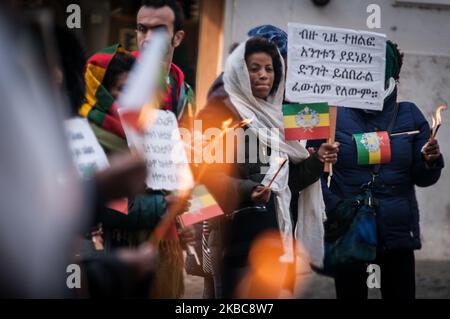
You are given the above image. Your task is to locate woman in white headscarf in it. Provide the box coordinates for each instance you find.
[196,37,339,298]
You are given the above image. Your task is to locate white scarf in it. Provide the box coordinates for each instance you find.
[223,41,325,267]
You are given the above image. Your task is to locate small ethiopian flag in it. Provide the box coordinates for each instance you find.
[282,102,330,140]
[353,131,391,165]
[178,185,224,227]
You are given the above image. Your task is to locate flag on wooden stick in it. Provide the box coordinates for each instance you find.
[282,102,330,140]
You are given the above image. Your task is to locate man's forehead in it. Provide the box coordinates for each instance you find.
[137,6,175,27]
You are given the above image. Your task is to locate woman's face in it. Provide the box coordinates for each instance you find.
[246,52,274,99]
[110,72,129,100]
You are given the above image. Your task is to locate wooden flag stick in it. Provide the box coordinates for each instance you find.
[325,106,337,188]
[390,130,420,137]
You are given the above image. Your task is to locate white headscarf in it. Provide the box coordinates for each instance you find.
[223,40,325,267]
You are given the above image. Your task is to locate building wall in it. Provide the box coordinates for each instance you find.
[223,0,450,260]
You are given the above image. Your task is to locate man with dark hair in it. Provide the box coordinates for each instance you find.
[130,0,196,299]
[134,0,194,128]
[137,0,185,50]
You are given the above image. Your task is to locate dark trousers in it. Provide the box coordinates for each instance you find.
[334,250,415,299]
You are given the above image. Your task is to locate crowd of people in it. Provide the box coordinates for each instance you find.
[0,0,444,299]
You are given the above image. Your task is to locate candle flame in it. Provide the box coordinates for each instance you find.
[138,100,158,130]
[435,105,447,126]
[221,118,233,130]
[240,118,253,126]
[234,231,308,298]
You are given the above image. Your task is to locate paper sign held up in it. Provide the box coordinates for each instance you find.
[65,118,128,214]
[65,118,109,178]
[130,109,194,191]
[286,23,386,110]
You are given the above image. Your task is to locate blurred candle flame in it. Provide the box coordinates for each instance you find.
[137,100,158,130]
[435,105,447,126]
[234,231,308,299]
[237,118,253,128]
[221,118,233,131]
[431,104,447,139]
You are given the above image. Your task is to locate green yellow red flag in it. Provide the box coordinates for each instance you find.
[353,131,391,165]
[178,185,223,227]
[282,102,330,140]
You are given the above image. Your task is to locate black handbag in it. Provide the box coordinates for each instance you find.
[225,204,273,258]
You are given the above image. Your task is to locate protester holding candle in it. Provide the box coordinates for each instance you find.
[197,37,339,298]
[198,25,340,298]
[321,40,444,299]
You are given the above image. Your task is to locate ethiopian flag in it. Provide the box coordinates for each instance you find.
[282,102,330,140]
[178,185,223,227]
[353,131,391,165]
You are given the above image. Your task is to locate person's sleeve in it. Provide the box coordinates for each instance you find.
[81,178,106,231]
[195,98,259,213]
[320,175,344,215]
[100,193,167,231]
[80,255,152,298]
[288,154,324,193]
[200,167,260,214]
[305,139,326,150]
[410,104,444,187]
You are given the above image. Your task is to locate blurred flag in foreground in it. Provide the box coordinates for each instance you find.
[178,185,223,227]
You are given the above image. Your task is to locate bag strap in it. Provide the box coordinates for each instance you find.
[371,102,400,179]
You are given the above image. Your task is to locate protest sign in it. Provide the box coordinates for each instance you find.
[65,118,128,215]
[140,109,194,191]
[286,23,386,110]
[65,118,109,178]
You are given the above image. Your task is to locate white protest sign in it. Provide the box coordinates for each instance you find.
[286,23,386,110]
[65,118,109,178]
[140,109,194,191]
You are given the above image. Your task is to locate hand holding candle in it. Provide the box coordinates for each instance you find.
[421,104,446,163]
[252,158,288,204]
[422,138,441,163]
[251,185,272,204]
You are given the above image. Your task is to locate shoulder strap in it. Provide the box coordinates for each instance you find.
[387,102,400,134]
[372,102,400,176]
